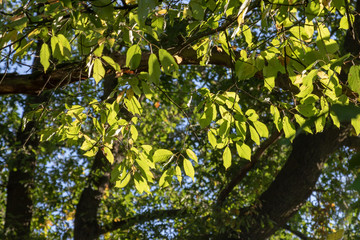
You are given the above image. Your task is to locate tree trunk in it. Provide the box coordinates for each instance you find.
[237,126,351,239]
[3,94,46,239]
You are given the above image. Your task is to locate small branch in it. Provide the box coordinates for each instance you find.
[173,0,262,55]
[216,130,283,206]
[98,209,188,235]
[283,224,309,240]
[343,136,360,152]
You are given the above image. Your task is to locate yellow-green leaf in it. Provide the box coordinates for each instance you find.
[159,49,179,78]
[249,125,260,145]
[153,149,173,163]
[183,158,195,181]
[236,142,251,161]
[186,149,198,163]
[40,43,51,73]
[103,147,114,164]
[115,172,131,188]
[148,53,161,84]
[223,146,232,169]
[93,58,105,84]
[126,45,142,70]
[283,116,296,140]
[176,165,182,185]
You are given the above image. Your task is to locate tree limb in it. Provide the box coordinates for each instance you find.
[237,125,352,239]
[98,209,188,235]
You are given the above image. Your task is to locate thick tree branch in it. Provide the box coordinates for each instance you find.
[236,125,352,239]
[99,209,187,235]
[0,47,236,95]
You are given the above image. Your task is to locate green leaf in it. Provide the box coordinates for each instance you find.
[57,34,71,58]
[130,125,138,141]
[235,60,257,81]
[249,125,260,145]
[235,120,246,140]
[138,0,157,25]
[134,174,150,194]
[223,146,232,169]
[189,0,205,20]
[80,139,96,151]
[93,58,105,84]
[103,147,114,164]
[153,149,173,163]
[159,169,171,187]
[40,43,51,73]
[270,105,282,131]
[327,229,344,240]
[124,96,142,115]
[332,104,360,122]
[253,121,269,138]
[339,14,354,30]
[295,114,313,134]
[351,114,360,136]
[208,130,217,148]
[175,165,182,185]
[219,119,230,138]
[92,0,114,21]
[236,142,251,161]
[115,172,131,188]
[183,158,195,181]
[245,109,259,122]
[84,147,98,157]
[159,49,179,78]
[200,104,216,128]
[348,65,360,95]
[126,45,142,70]
[148,53,161,84]
[186,149,198,163]
[102,56,120,71]
[315,115,326,133]
[242,25,252,46]
[283,116,296,140]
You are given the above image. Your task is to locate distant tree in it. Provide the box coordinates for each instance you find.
[1,0,360,239]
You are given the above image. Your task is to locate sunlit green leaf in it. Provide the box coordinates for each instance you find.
[126,45,142,70]
[183,158,195,181]
[159,49,179,78]
[103,147,114,164]
[236,142,251,161]
[153,149,173,163]
[223,146,232,169]
[40,43,51,73]
[283,116,296,140]
[186,149,198,163]
[148,53,161,84]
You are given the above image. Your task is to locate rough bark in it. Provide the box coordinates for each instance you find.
[4,121,38,239]
[3,93,48,239]
[0,47,234,95]
[237,126,351,239]
[74,145,122,240]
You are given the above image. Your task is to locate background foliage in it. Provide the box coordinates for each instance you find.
[1,0,360,239]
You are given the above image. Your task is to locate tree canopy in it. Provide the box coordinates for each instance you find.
[1,0,360,239]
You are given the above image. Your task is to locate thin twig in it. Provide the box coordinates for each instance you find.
[216,130,283,206]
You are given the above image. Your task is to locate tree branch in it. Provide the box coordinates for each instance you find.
[283,224,309,240]
[99,209,188,235]
[216,130,283,206]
